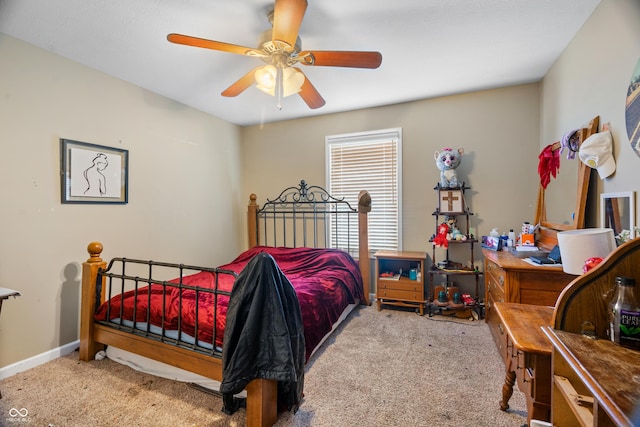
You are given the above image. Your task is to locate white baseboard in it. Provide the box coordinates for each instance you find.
[0,340,79,380]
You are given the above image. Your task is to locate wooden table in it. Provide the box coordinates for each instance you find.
[0,287,20,400]
[493,302,554,424]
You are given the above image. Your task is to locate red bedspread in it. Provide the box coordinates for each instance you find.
[94,246,364,360]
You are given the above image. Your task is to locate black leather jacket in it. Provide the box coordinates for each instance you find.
[220,251,305,415]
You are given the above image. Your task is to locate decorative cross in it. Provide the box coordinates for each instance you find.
[441,191,459,212]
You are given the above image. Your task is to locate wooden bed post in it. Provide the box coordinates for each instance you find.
[246,379,278,427]
[248,193,259,249]
[79,241,107,361]
[358,190,372,305]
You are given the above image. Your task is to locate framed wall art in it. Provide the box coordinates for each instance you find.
[438,188,464,214]
[60,139,128,204]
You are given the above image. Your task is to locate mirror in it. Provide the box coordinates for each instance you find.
[534,116,599,249]
[601,191,636,242]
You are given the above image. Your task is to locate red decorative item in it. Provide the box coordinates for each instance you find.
[461,293,476,306]
[433,222,450,248]
[537,144,560,189]
[583,257,604,273]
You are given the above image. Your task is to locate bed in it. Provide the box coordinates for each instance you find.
[79,180,371,427]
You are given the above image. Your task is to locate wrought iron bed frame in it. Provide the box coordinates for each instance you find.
[79,181,371,427]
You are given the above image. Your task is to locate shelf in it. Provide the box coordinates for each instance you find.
[429,184,481,312]
[429,239,478,244]
[429,268,481,275]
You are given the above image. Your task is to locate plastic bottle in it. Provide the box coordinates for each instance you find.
[507,229,515,247]
[608,276,640,350]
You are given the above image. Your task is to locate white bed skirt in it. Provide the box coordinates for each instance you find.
[104,302,357,394]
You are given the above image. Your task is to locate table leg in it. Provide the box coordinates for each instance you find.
[500,369,516,411]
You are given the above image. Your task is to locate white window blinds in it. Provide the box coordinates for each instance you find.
[326,128,402,253]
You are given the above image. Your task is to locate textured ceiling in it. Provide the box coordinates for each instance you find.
[0,0,600,126]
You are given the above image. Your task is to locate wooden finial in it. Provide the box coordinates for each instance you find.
[249,193,258,206]
[358,190,372,213]
[87,242,103,262]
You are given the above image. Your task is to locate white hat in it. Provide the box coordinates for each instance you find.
[579,130,616,179]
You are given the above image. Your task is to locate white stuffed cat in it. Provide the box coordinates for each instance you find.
[434,147,464,188]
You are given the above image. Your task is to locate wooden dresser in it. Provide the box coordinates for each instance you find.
[483,248,575,307]
[483,249,574,345]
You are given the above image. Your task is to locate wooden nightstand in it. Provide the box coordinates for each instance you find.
[374,250,427,315]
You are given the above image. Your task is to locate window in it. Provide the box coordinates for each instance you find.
[326,128,402,254]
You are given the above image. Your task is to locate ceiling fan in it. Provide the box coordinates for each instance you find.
[167,0,382,110]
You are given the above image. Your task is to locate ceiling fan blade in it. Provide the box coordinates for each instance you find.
[299,50,382,69]
[272,0,308,50]
[294,68,325,109]
[221,67,262,97]
[167,33,262,57]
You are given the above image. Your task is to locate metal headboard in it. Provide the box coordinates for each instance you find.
[254,180,360,255]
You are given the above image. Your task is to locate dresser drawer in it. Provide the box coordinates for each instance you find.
[377,288,424,302]
[486,272,505,305]
[487,311,509,365]
[485,260,506,293]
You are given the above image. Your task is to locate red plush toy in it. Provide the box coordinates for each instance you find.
[433,222,450,248]
[583,257,603,274]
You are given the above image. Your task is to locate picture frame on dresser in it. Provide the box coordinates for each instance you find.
[600,191,635,240]
[60,138,129,204]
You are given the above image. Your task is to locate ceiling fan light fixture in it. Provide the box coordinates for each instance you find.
[254,65,305,97]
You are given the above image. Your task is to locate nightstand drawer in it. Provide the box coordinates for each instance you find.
[377,288,424,301]
[378,280,422,292]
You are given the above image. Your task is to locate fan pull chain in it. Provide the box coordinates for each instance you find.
[276,66,284,110]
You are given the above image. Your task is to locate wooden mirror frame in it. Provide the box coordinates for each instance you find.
[534,116,599,249]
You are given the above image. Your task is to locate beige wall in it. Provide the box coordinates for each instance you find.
[242,84,542,294]
[541,0,640,226]
[0,35,244,367]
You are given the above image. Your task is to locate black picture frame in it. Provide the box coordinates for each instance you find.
[60,139,128,204]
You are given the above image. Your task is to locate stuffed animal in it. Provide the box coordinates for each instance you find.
[450,226,466,241]
[432,222,450,248]
[434,147,464,188]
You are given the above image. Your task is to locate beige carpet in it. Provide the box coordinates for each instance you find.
[0,306,527,426]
